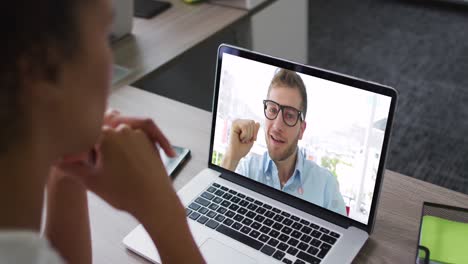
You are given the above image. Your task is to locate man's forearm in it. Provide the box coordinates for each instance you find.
[220,153,240,171]
[45,169,91,264]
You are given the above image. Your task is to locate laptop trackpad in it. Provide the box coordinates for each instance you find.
[200,238,257,264]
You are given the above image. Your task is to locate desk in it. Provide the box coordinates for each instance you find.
[89,85,468,263]
[111,0,276,89]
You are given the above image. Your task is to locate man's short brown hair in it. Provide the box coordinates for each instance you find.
[268,68,308,119]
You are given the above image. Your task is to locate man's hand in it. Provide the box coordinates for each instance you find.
[221,119,260,171]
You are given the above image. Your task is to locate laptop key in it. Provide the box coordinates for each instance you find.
[207,186,216,193]
[300,219,310,226]
[186,208,192,216]
[249,230,260,239]
[222,193,232,200]
[251,222,261,230]
[273,250,286,260]
[207,210,217,218]
[263,204,272,209]
[198,207,209,215]
[201,192,214,200]
[273,223,284,231]
[320,234,337,245]
[311,230,322,238]
[237,193,246,198]
[230,197,241,204]
[283,218,293,226]
[238,208,248,215]
[311,238,321,248]
[330,232,340,239]
[291,230,302,239]
[277,242,288,251]
[298,242,309,251]
[234,214,244,222]
[310,223,320,229]
[188,203,201,211]
[214,190,225,196]
[278,234,289,242]
[240,226,252,234]
[195,197,210,207]
[242,218,253,226]
[317,247,329,259]
[300,234,312,243]
[239,200,249,207]
[246,211,257,219]
[274,215,285,222]
[292,222,303,230]
[254,200,263,206]
[260,245,275,256]
[307,246,319,256]
[259,234,269,242]
[301,226,312,234]
[283,258,293,264]
[245,197,254,202]
[281,211,291,217]
[197,216,209,224]
[213,197,223,204]
[206,219,219,229]
[294,260,306,264]
[291,215,300,221]
[256,207,266,215]
[215,215,225,222]
[220,186,228,191]
[221,200,231,207]
[260,226,271,234]
[269,230,280,238]
[319,227,329,234]
[247,204,258,211]
[223,218,234,226]
[297,251,321,264]
[225,210,236,218]
[228,189,237,195]
[272,208,281,213]
[254,215,265,223]
[216,207,227,214]
[208,203,219,211]
[287,247,298,256]
[216,225,263,250]
[282,226,292,235]
[265,211,276,219]
[232,222,242,230]
[264,219,274,226]
[267,238,279,247]
[212,183,220,188]
[287,238,299,247]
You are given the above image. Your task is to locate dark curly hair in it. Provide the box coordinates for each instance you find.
[0,0,88,153]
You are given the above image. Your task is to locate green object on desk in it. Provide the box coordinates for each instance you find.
[419,215,468,264]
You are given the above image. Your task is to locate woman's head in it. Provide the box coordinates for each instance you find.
[0,0,113,156]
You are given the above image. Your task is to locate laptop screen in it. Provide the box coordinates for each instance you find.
[211,48,395,226]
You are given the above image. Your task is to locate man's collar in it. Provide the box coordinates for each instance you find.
[263,148,305,186]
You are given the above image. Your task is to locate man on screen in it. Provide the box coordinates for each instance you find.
[221,69,347,215]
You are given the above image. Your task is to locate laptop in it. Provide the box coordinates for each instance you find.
[123,44,398,264]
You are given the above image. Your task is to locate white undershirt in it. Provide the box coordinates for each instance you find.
[0,230,64,264]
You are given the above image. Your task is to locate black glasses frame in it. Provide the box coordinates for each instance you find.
[263,99,304,127]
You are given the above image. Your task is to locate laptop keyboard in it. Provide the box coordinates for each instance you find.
[185,183,341,264]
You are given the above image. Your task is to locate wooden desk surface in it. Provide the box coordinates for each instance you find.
[89,85,468,263]
[112,0,246,89]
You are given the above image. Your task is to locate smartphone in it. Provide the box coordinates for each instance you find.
[159,145,190,176]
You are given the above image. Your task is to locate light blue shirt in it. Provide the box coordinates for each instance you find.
[235,148,347,216]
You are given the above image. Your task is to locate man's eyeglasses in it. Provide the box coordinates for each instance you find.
[263,100,304,127]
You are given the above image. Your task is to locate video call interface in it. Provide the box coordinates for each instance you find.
[212,53,392,224]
